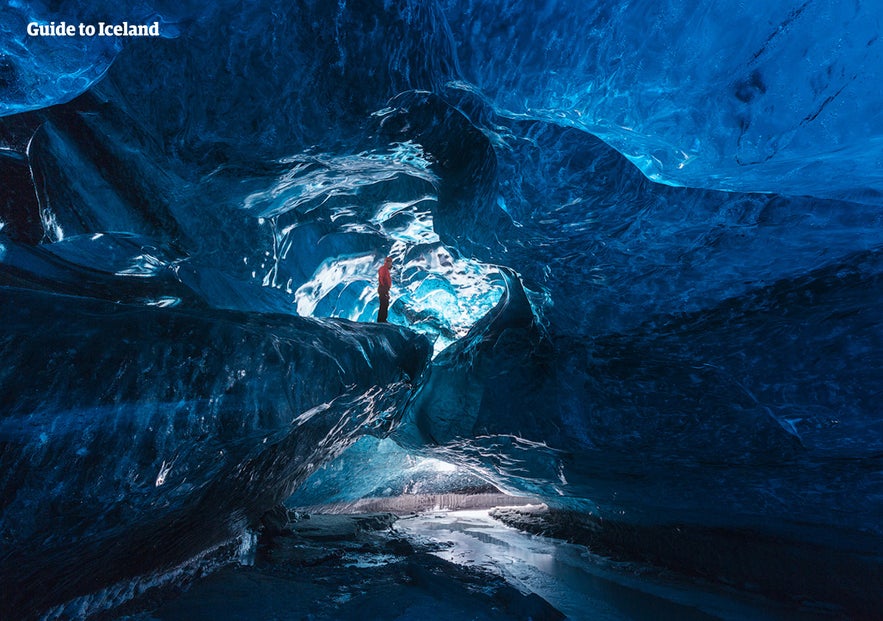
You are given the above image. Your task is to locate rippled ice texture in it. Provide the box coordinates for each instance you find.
[2,0,883,618]
[241,144,504,353]
[441,0,883,201]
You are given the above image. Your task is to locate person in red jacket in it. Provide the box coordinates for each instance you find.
[377,256,393,323]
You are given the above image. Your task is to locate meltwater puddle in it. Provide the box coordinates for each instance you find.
[395,509,834,621]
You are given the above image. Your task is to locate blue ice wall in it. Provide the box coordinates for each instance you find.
[440,0,883,202]
[0,285,429,617]
[2,0,883,617]
[7,0,883,202]
[0,0,187,115]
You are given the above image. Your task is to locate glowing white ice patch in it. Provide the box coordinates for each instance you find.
[248,145,508,355]
[115,253,166,277]
[155,458,174,486]
[422,458,458,473]
[142,296,181,308]
[242,143,438,219]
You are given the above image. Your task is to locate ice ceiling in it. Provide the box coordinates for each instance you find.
[1,0,882,618]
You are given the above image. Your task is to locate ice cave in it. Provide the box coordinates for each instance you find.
[1,1,882,619]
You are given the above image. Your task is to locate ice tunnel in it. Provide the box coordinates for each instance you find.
[1,0,883,619]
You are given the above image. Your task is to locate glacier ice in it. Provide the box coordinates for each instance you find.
[1,0,883,617]
[0,149,41,243]
[0,286,430,616]
[0,5,119,115]
[439,0,883,202]
[240,144,507,351]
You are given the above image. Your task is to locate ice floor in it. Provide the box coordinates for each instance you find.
[136,508,842,621]
[395,510,837,621]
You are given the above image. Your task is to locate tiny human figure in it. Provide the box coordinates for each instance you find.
[377,256,393,323]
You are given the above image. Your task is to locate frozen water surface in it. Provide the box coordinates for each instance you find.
[397,510,838,621]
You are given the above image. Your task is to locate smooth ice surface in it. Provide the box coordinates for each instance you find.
[2,0,883,617]
[439,0,883,201]
[397,511,828,621]
[287,436,493,508]
[0,5,119,115]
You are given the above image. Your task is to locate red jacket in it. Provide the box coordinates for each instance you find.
[378,265,391,291]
